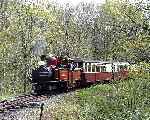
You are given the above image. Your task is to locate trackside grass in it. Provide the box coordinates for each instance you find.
[43,63,150,120]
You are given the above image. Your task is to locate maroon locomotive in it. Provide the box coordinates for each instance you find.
[31,56,129,94]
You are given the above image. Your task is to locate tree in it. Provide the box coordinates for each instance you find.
[100,0,149,62]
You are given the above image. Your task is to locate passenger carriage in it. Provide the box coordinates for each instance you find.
[82,61,111,83]
[82,60,129,83]
[113,62,129,80]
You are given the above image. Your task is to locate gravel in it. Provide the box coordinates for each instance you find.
[0,92,75,120]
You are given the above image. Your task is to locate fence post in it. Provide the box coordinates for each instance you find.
[39,103,44,120]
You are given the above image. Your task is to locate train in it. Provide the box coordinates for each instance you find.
[31,56,129,94]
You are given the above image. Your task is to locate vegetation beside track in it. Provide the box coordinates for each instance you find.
[43,63,150,120]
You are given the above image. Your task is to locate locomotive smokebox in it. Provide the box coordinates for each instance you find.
[32,66,53,83]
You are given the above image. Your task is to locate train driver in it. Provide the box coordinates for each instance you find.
[38,55,47,67]
[46,54,58,69]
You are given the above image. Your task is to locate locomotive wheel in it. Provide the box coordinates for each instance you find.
[31,83,42,95]
[58,81,68,92]
[48,85,53,91]
[48,84,57,91]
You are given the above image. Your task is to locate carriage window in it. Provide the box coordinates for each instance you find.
[117,66,120,71]
[92,64,96,72]
[118,65,127,71]
[96,66,100,72]
[85,63,87,72]
[75,63,78,68]
[78,63,83,68]
[120,65,124,70]
[118,65,124,71]
[101,66,106,72]
[124,65,128,70]
[88,63,91,72]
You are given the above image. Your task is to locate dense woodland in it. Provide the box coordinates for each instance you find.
[0,0,150,97]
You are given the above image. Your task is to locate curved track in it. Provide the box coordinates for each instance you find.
[0,94,48,113]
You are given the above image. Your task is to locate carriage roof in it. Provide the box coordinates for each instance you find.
[70,58,129,66]
[83,60,108,63]
[83,60,129,66]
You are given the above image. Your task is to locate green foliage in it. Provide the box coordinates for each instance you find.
[100,0,149,62]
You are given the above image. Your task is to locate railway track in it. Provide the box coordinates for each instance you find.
[0,83,81,114]
[0,94,48,113]
[0,81,114,114]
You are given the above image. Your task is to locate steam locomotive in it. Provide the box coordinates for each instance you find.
[31,56,129,94]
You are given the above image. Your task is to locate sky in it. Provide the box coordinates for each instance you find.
[22,0,106,8]
[23,0,147,8]
[53,0,106,6]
